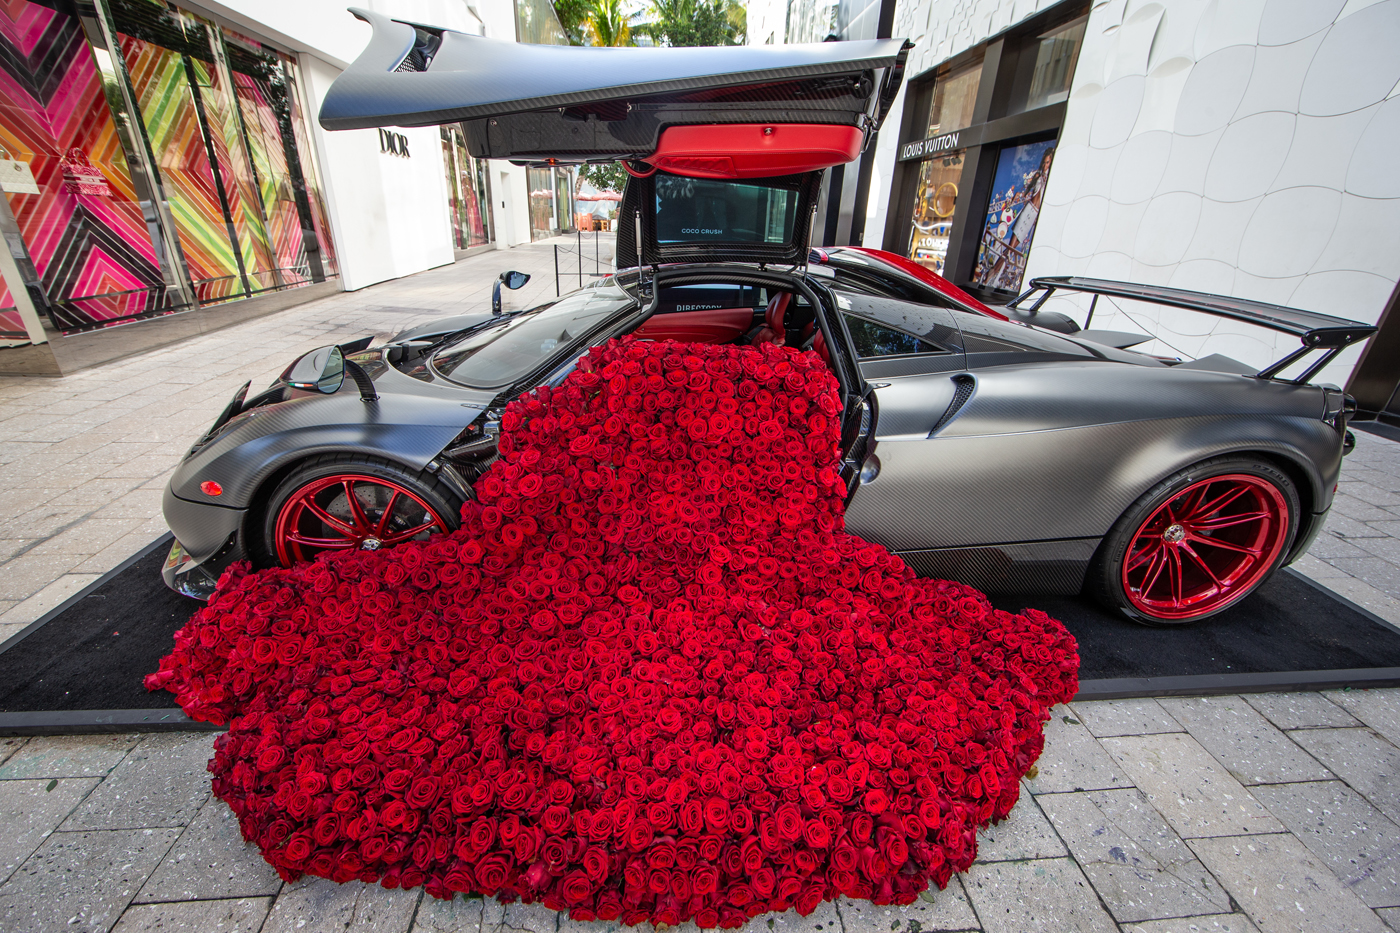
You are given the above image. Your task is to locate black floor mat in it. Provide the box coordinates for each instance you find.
[3,538,1400,715]
[0,539,197,713]
[991,571,1400,679]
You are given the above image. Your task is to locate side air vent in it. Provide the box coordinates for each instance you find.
[928,374,975,437]
[394,27,442,72]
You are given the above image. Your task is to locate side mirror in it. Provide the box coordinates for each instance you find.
[492,270,531,315]
[282,345,344,394]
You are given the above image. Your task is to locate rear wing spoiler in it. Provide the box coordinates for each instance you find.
[1009,276,1376,384]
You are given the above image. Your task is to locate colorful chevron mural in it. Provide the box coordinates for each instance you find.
[0,0,173,335]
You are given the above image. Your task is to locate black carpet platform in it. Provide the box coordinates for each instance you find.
[2,537,1399,734]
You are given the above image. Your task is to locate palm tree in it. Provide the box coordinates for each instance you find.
[587,0,633,46]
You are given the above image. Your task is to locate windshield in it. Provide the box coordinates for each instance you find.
[431,285,634,388]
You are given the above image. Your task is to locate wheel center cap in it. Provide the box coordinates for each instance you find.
[1162,523,1186,544]
[360,537,382,550]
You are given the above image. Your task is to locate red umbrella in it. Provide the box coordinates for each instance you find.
[576,191,622,201]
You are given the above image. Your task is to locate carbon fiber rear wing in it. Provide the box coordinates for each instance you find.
[1009,276,1376,384]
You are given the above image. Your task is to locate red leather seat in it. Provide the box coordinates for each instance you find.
[799,321,832,365]
[750,292,791,347]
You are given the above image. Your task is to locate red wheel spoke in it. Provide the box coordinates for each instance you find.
[303,499,357,535]
[1137,546,1168,598]
[373,490,402,537]
[1188,510,1269,531]
[1179,541,1224,590]
[1188,483,1252,521]
[1126,540,1157,570]
[342,480,373,534]
[1186,532,1261,557]
[1166,548,1184,607]
[382,519,439,544]
[287,534,357,549]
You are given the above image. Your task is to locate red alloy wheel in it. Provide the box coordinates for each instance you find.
[273,474,448,566]
[1121,473,1290,621]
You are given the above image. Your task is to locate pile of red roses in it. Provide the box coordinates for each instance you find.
[148,337,1077,926]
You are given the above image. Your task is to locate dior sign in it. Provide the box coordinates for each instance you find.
[379,129,411,157]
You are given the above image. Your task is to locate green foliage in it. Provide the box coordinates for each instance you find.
[578,162,629,194]
[587,0,632,46]
[551,0,592,45]
[639,0,746,47]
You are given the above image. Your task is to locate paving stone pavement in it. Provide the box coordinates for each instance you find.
[6,243,1400,931]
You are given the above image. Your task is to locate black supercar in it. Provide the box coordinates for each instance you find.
[162,9,1373,625]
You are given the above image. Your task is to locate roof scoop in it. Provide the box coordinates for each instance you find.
[319,8,910,176]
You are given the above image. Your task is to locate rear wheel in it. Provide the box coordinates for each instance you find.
[260,455,461,568]
[1090,456,1298,625]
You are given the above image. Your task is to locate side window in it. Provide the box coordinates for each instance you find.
[843,313,947,358]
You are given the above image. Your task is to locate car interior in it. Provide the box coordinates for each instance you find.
[634,282,833,364]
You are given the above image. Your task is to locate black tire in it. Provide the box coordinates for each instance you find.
[1088,455,1300,626]
[251,453,462,568]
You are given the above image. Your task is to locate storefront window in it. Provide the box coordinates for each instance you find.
[907,151,965,276]
[440,125,492,251]
[925,60,981,137]
[971,140,1056,291]
[0,0,337,337]
[0,0,173,333]
[526,165,574,242]
[1012,14,1087,115]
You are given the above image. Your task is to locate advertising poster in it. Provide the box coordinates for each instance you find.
[906,152,964,276]
[972,139,1055,291]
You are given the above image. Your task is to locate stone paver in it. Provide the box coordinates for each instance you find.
[0,733,138,779]
[0,827,181,933]
[1100,733,1284,839]
[963,858,1118,932]
[1287,728,1400,825]
[1158,697,1333,785]
[1071,699,1183,738]
[259,876,422,933]
[1122,915,1262,933]
[974,789,1066,861]
[0,777,99,884]
[1243,693,1359,730]
[1378,906,1400,931]
[0,737,25,768]
[63,733,214,831]
[135,797,283,903]
[1021,707,1134,795]
[1252,781,1400,908]
[1327,689,1400,748]
[835,884,980,932]
[1190,833,1389,933]
[410,894,483,933]
[1038,788,1232,923]
[111,896,273,933]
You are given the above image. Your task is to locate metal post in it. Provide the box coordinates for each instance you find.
[1084,294,1098,329]
[595,229,600,275]
[554,245,559,296]
[577,229,582,288]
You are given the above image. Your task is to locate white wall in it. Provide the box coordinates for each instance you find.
[745,0,789,45]
[871,0,1400,387]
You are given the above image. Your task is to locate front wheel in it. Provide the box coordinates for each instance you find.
[1090,456,1298,625]
[259,454,461,568]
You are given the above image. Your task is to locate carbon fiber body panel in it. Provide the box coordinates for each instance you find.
[169,359,494,510]
[897,538,1100,595]
[846,358,1339,553]
[162,486,244,562]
